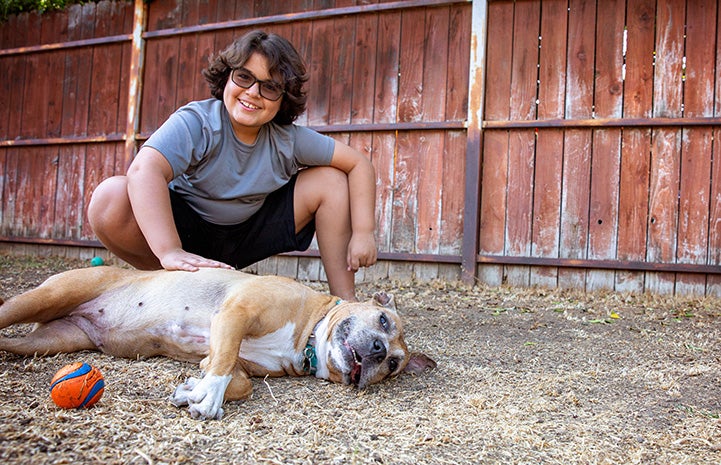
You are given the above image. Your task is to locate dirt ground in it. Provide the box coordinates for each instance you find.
[0,255,719,464]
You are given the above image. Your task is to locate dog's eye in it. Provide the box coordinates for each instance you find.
[379,313,389,331]
[388,358,399,373]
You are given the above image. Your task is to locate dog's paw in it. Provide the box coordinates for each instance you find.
[189,403,224,421]
[169,377,201,407]
[170,374,231,420]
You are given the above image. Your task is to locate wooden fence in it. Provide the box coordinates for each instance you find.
[1,0,721,295]
[479,0,721,295]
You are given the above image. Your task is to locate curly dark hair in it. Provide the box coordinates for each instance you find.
[202,30,308,125]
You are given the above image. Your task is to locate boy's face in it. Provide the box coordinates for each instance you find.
[223,52,283,143]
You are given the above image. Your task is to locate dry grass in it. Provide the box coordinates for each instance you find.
[1,255,720,464]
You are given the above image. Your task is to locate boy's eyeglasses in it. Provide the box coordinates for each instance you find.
[231,69,285,101]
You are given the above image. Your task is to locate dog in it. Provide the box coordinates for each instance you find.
[0,266,436,420]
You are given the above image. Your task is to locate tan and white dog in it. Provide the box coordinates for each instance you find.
[0,266,436,420]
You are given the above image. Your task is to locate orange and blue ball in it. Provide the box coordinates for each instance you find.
[49,362,105,409]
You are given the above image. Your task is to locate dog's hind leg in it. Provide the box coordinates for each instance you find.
[0,320,96,355]
[0,267,134,330]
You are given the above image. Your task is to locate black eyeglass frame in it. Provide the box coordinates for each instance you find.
[230,68,286,101]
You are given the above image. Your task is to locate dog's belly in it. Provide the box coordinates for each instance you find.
[66,283,220,361]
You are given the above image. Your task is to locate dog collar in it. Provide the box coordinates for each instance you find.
[302,343,318,375]
[303,299,343,375]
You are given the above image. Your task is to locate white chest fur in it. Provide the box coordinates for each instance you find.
[238,322,299,372]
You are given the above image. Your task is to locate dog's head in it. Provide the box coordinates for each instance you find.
[320,292,436,389]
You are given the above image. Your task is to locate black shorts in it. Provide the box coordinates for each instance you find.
[169,175,315,269]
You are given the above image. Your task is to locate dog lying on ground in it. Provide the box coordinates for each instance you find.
[0,266,436,420]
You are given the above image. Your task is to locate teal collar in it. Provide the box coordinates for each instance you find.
[303,300,343,375]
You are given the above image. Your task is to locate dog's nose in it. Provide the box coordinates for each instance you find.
[371,339,387,362]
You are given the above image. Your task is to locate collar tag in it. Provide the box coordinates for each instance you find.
[302,344,318,375]
[302,300,342,375]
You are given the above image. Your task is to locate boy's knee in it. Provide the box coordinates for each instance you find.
[318,167,349,195]
[88,176,129,227]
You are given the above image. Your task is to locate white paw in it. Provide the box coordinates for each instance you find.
[169,376,201,407]
[170,374,231,420]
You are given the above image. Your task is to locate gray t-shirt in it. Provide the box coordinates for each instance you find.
[143,98,335,225]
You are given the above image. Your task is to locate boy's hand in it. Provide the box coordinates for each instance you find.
[159,248,234,272]
[346,232,377,272]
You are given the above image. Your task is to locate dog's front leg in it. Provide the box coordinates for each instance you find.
[170,306,251,420]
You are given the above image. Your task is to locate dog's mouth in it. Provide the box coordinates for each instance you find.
[345,342,363,386]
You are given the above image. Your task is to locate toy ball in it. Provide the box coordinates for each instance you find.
[90,256,104,267]
[50,362,105,409]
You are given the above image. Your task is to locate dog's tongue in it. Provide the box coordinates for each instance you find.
[350,363,362,385]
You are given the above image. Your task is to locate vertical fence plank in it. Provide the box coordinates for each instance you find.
[479,0,513,286]
[308,19,333,125]
[289,20,313,125]
[348,12,381,281]
[54,144,86,240]
[708,2,721,295]
[647,0,685,294]
[2,149,19,235]
[86,1,125,242]
[4,13,28,139]
[440,3,470,263]
[415,6,450,280]
[328,16,355,126]
[191,1,220,100]
[176,2,201,108]
[13,147,57,237]
[559,0,595,290]
[505,1,540,287]
[64,4,94,138]
[40,9,65,139]
[675,0,717,295]
[587,0,624,291]
[141,1,181,135]
[55,4,91,241]
[616,0,655,293]
[366,11,400,281]
[531,0,567,288]
[390,8,426,279]
[20,12,43,140]
[350,13,378,127]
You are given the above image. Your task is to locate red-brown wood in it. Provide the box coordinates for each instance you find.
[308,18,333,125]
[4,0,721,295]
[391,8,425,253]
[531,0,567,287]
[708,1,721,294]
[647,0,686,293]
[416,7,449,260]
[559,0,595,290]
[440,4,469,256]
[478,0,513,286]
[675,0,717,294]
[505,1,540,286]
[371,12,401,256]
[587,0,624,290]
[328,16,355,126]
[616,0,655,292]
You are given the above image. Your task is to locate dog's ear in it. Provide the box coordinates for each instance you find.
[403,352,437,375]
[372,291,396,310]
